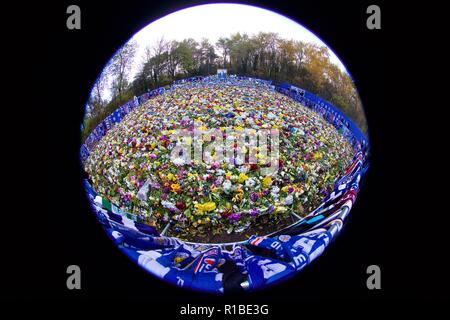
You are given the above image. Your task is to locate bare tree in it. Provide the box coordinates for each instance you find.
[147,37,169,86]
[108,40,137,100]
[167,40,181,78]
[87,70,109,119]
[216,37,230,68]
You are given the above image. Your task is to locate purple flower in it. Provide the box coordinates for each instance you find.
[267,205,275,214]
[250,192,259,202]
[228,212,241,223]
[249,208,260,217]
[150,181,161,189]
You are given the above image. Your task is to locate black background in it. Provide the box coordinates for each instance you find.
[4,0,446,308]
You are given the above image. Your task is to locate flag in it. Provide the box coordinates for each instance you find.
[283,230,331,265]
[131,245,224,293]
[245,255,295,289]
[83,179,96,197]
[111,110,122,123]
[192,247,225,274]
[104,228,125,246]
[104,116,112,130]
[222,245,249,274]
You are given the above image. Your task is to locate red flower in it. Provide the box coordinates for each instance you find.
[221,208,232,218]
[176,202,186,210]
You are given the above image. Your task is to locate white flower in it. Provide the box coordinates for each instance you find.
[223,180,232,193]
[284,194,294,205]
[245,178,256,187]
[238,166,249,173]
[271,186,280,198]
[235,157,244,166]
[161,200,177,211]
[215,169,225,176]
[172,157,185,166]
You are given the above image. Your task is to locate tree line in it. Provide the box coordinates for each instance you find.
[83,32,367,140]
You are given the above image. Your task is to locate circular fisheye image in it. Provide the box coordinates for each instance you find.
[80,4,369,293]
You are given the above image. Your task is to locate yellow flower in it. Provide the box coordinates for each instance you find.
[275,206,287,213]
[167,173,176,181]
[237,172,249,183]
[262,176,272,188]
[232,188,244,202]
[195,202,217,214]
[225,171,233,179]
[313,152,323,160]
[171,183,181,193]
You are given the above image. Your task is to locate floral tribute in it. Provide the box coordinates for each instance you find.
[84,84,354,242]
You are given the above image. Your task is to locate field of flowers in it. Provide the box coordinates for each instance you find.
[84,84,354,242]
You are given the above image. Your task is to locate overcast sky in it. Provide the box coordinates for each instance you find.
[99,3,349,101]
